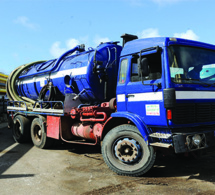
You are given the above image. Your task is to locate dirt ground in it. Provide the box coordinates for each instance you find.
[0,122,215,195]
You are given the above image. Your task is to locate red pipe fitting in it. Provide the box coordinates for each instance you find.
[80,112,107,122]
[71,122,104,141]
[71,123,95,140]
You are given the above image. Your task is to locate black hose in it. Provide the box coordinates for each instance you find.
[38,82,56,108]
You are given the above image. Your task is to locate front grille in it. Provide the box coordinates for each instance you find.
[173,103,215,124]
[171,124,215,133]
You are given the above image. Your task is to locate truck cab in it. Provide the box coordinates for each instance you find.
[114,36,215,154]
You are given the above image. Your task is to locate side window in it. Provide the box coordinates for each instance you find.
[131,57,141,82]
[119,59,128,84]
[130,52,162,82]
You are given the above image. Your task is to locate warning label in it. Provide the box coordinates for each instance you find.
[145,104,160,116]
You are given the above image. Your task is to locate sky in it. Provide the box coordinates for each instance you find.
[0,0,215,75]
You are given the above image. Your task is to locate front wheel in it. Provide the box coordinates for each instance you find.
[102,125,156,177]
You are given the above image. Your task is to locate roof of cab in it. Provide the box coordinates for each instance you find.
[120,37,215,57]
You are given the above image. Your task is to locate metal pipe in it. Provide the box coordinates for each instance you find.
[59,119,98,145]
[71,123,95,140]
[80,112,107,122]
[53,44,85,71]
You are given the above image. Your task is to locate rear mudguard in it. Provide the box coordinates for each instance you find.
[110,112,150,143]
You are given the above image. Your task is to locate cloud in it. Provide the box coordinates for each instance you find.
[94,35,111,46]
[14,16,38,30]
[138,28,199,41]
[173,30,199,41]
[66,38,80,50]
[50,35,111,58]
[50,38,80,58]
[50,30,198,59]
[138,28,160,38]
[50,42,67,58]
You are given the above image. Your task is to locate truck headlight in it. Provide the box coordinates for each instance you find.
[192,134,201,147]
[186,134,206,150]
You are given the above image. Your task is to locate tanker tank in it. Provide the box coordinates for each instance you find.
[7,42,122,109]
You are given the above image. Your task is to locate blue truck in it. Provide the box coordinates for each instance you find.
[7,34,215,176]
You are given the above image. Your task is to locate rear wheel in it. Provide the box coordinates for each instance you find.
[31,117,54,149]
[102,125,156,177]
[13,115,31,143]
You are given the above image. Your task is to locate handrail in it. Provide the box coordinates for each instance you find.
[33,100,64,110]
[7,101,28,111]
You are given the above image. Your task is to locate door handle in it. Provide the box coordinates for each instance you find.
[126,94,135,98]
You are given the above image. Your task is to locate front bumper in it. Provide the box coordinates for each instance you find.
[173,131,215,153]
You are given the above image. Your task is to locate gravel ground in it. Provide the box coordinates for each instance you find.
[0,122,215,195]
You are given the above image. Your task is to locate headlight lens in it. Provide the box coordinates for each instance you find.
[192,134,201,146]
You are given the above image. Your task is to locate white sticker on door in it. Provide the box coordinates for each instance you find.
[145,104,160,116]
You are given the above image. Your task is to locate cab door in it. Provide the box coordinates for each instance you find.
[125,49,167,126]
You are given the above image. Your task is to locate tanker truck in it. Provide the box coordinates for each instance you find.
[7,34,215,176]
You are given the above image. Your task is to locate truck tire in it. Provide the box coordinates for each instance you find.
[30,117,54,149]
[12,115,31,143]
[102,124,156,177]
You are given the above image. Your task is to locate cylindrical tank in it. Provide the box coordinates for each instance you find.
[15,42,122,104]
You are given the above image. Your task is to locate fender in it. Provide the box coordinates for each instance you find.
[111,111,150,143]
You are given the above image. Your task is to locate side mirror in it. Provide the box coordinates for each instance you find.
[138,58,149,77]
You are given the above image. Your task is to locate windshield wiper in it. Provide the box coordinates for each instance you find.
[175,78,212,87]
[179,78,199,81]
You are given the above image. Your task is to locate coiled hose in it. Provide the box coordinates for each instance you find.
[6,61,46,110]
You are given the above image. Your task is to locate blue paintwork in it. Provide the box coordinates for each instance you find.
[113,37,215,144]
[111,111,151,142]
[121,37,168,57]
[19,45,83,78]
[168,38,215,50]
[17,43,122,104]
[116,42,167,129]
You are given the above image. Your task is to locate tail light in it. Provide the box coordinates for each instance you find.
[167,109,172,120]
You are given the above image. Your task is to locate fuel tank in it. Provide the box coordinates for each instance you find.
[15,42,122,104]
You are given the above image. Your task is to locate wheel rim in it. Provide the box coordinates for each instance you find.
[114,138,142,164]
[14,120,21,138]
[33,125,42,143]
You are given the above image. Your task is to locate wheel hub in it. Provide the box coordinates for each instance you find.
[115,138,141,163]
[38,130,42,136]
[34,125,42,142]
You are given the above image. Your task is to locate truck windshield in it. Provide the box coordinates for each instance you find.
[168,45,215,85]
